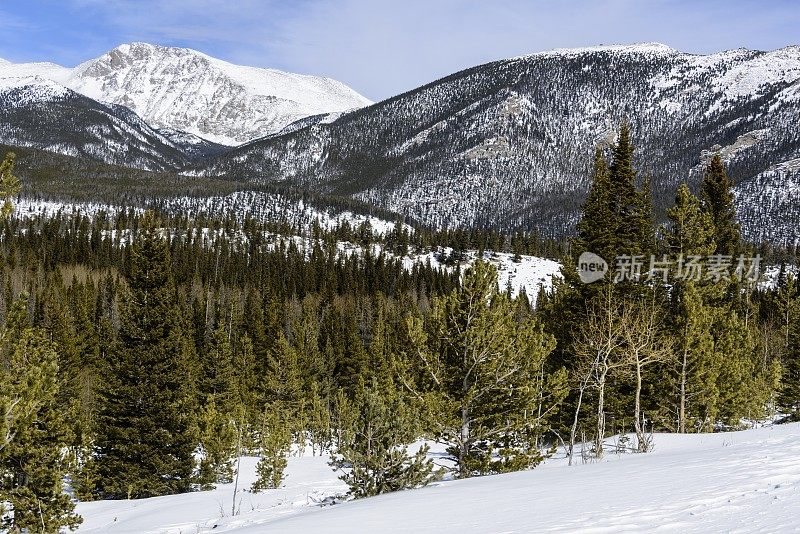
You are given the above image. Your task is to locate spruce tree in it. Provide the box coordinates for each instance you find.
[574,149,613,261]
[607,123,652,259]
[700,154,741,257]
[93,215,197,499]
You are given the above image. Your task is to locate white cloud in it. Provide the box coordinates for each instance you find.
[54,0,800,100]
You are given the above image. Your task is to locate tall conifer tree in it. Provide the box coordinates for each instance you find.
[94,214,197,499]
[700,154,741,257]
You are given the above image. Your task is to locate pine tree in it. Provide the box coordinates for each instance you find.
[202,322,236,412]
[575,149,613,261]
[403,261,567,477]
[93,215,198,499]
[308,381,332,456]
[700,154,741,257]
[265,332,305,429]
[665,183,715,259]
[251,407,292,492]
[0,152,21,218]
[329,377,440,498]
[0,297,82,532]
[197,396,237,489]
[778,275,800,412]
[664,185,718,432]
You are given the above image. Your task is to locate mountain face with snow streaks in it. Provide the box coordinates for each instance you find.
[1,43,798,243]
[194,43,800,243]
[63,43,372,145]
[0,42,372,149]
[0,78,191,171]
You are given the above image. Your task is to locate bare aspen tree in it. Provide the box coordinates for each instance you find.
[573,286,628,459]
[620,297,673,452]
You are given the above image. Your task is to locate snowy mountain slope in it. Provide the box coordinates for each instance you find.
[156,128,230,161]
[0,43,372,146]
[0,78,193,170]
[194,44,800,242]
[0,59,71,81]
[71,423,800,533]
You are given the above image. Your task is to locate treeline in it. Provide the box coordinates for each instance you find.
[0,135,798,534]
[538,125,799,458]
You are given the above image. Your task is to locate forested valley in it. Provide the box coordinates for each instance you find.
[0,125,798,532]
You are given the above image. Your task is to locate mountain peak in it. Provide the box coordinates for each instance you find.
[61,42,372,145]
[532,42,678,58]
[102,42,207,61]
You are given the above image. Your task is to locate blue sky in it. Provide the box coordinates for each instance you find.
[0,0,798,100]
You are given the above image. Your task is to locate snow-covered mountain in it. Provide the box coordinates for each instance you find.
[194,43,800,244]
[0,77,193,170]
[0,43,372,146]
[2,43,798,243]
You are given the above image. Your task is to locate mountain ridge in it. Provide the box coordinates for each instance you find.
[190,44,800,244]
[0,42,798,244]
[0,42,372,145]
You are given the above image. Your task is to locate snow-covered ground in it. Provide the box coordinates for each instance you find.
[74,423,800,533]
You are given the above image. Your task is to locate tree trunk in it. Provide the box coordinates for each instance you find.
[595,372,606,459]
[679,346,688,433]
[633,361,646,452]
[459,405,470,478]
[569,383,586,466]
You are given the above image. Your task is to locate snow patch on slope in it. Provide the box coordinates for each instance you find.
[71,423,800,533]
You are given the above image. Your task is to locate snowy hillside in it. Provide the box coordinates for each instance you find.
[0,43,372,146]
[14,194,561,300]
[195,43,800,242]
[72,422,800,533]
[0,78,193,170]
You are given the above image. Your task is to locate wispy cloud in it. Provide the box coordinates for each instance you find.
[2,0,798,99]
[272,0,800,99]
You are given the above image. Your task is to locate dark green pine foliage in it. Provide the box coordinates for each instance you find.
[779,275,800,412]
[94,215,198,499]
[404,261,567,478]
[329,378,440,499]
[251,406,292,492]
[202,322,236,412]
[665,183,715,259]
[574,149,613,261]
[572,125,654,275]
[607,123,653,260]
[197,396,237,489]
[0,297,82,532]
[0,151,21,217]
[700,154,742,257]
